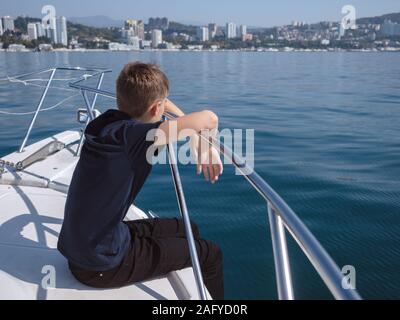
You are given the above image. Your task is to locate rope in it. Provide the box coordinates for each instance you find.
[6,77,78,92]
[0,70,96,116]
[0,71,93,92]
[1,78,84,82]
[0,93,80,116]
[0,68,55,82]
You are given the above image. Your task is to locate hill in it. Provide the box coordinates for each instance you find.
[68,15,124,28]
[11,16,120,42]
[357,12,400,24]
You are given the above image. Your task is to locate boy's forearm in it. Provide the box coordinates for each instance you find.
[165,99,185,117]
[165,99,219,131]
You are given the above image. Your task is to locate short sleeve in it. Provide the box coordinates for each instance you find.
[124,121,163,165]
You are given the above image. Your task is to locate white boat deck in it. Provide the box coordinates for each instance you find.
[0,131,209,300]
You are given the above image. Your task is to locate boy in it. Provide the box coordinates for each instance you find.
[58,62,224,300]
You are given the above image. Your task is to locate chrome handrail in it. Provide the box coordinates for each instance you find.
[210,138,362,300]
[167,141,208,300]
[68,71,362,300]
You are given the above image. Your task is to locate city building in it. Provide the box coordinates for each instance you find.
[382,20,400,36]
[108,42,133,51]
[197,26,209,42]
[0,19,3,36]
[124,20,145,40]
[159,42,175,50]
[240,25,247,37]
[208,23,217,39]
[140,40,152,49]
[127,36,140,50]
[48,17,58,43]
[7,44,27,52]
[148,17,169,30]
[187,45,203,50]
[36,22,45,38]
[69,38,82,49]
[2,16,15,32]
[56,16,68,46]
[27,23,38,41]
[215,26,225,37]
[321,39,330,46]
[38,44,53,52]
[151,29,163,48]
[226,22,237,39]
[242,33,253,41]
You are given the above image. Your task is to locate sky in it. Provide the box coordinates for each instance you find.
[1,0,399,27]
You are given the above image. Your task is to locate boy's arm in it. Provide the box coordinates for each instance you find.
[155,99,222,183]
[155,99,218,145]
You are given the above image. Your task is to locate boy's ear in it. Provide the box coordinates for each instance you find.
[148,101,159,117]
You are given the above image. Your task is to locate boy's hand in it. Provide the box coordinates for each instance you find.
[190,135,223,184]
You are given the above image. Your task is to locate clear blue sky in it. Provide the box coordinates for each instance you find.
[1,0,399,26]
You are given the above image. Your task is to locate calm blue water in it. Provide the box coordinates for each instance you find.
[0,51,399,300]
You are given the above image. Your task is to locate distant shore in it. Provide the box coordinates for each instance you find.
[1,47,400,53]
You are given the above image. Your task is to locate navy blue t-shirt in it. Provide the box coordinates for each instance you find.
[58,109,162,271]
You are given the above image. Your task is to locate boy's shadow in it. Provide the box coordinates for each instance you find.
[0,186,167,300]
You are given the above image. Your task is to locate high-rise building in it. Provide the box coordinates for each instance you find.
[382,19,400,36]
[148,17,169,30]
[36,22,45,38]
[197,27,209,42]
[226,22,237,39]
[2,16,15,32]
[56,16,68,46]
[208,23,217,39]
[0,20,3,36]
[240,25,247,37]
[151,29,163,48]
[27,23,38,41]
[49,17,58,43]
[125,20,145,40]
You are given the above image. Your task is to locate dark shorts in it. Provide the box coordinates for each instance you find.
[69,218,224,300]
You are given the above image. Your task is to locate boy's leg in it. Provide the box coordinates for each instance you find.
[130,235,224,300]
[70,233,224,300]
[150,236,225,300]
[125,218,201,239]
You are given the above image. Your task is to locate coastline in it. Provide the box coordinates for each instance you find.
[1,47,400,53]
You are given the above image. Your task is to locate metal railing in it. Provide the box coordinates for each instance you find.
[209,138,362,300]
[8,67,362,300]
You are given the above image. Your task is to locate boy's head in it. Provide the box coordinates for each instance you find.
[116,62,169,122]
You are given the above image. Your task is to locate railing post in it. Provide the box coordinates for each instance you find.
[81,90,95,121]
[76,72,105,156]
[167,142,208,300]
[19,68,57,152]
[268,202,295,300]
